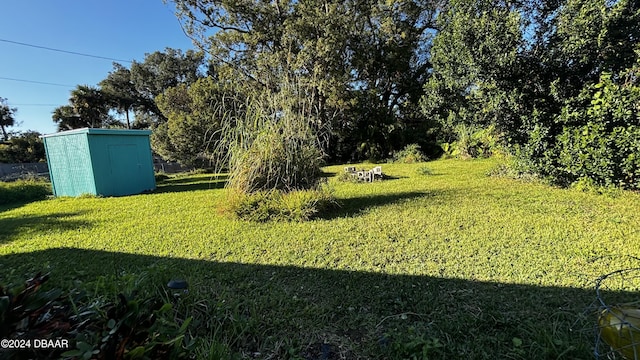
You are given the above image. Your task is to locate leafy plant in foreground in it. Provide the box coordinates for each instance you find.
[0,273,195,359]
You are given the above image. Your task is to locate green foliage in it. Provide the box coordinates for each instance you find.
[99,64,143,129]
[0,273,72,359]
[517,66,640,189]
[154,77,244,167]
[415,165,433,176]
[422,0,640,171]
[0,131,45,163]
[0,179,51,205]
[556,122,640,189]
[393,144,427,164]
[569,177,623,197]
[63,294,194,359]
[220,187,337,222]
[215,80,326,194]
[172,0,435,163]
[382,326,444,359]
[130,49,205,101]
[0,97,17,141]
[422,0,526,143]
[452,124,500,159]
[52,85,120,131]
[0,272,196,360]
[551,0,640,93]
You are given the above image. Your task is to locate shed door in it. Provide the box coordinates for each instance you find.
[108,144,140,195]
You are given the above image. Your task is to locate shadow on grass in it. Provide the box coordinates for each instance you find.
[160,174,228,185]
[320,171,337,178]
[154,175,228,194]
[0,201,35,214]
[0,247,607,359]
[322,191,440,219]
[0,211,92,245]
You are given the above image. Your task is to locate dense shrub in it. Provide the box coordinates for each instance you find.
[557,123,640,189]
[0,131,46,163]
[515,68,640,189]
[451,124,500,159]
[0,179,51,205]
[393,144,427,163]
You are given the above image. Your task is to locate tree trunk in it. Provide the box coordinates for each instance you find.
[125,109,131,129]
[0,124,8,141]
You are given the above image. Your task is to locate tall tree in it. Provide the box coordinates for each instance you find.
[52,85,115,131]
[171,0,442,161]
[421,0,527,143]
[52,105,84,131]
[131,48,205,100]
[154,76,246,166]
[99,63,140,129]
[70,85,112,128]
[0,98,17,141]
[547,0,640,99]
[339,0,441,159]
[129,48,206,123]
[422,0,640,145]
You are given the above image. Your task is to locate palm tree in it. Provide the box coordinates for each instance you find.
[69,85,110,128]
[52,105,84,131]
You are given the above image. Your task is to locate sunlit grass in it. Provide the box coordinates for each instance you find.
[2,159,640,358]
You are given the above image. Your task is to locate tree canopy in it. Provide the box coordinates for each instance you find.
[172,0,442,160]
[45,0,639,188]
[0,131,45,163]
[0,98,17,142]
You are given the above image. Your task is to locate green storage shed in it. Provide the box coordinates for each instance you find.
[42,128,156,197]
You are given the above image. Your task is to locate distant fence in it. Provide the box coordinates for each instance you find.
[0,161,192,182]
[0,163,49,181]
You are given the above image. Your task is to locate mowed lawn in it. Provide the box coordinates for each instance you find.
[2,158,640,359]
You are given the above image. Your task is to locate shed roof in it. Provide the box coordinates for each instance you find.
[41,128,151,138]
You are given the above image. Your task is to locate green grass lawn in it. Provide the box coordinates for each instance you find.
[2,159,640,359]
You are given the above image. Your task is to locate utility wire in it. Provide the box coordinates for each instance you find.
[0,76,75,88]
[10,103,60,107]
[0,38,133,63]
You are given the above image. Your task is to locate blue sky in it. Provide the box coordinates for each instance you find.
[0,1,195,135]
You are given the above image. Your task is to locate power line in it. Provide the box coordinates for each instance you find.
[0,38,133,64]
[10,103,60,107]
[0,76,75,88]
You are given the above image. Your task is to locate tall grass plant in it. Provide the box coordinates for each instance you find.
[214,80,326,193]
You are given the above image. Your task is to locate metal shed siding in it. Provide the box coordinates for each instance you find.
[88,134,156,196]
[42,128,155,197]
[43,133,96,197]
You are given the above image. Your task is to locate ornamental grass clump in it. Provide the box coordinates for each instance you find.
[226,109,323,193]
[215,80,336,221]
